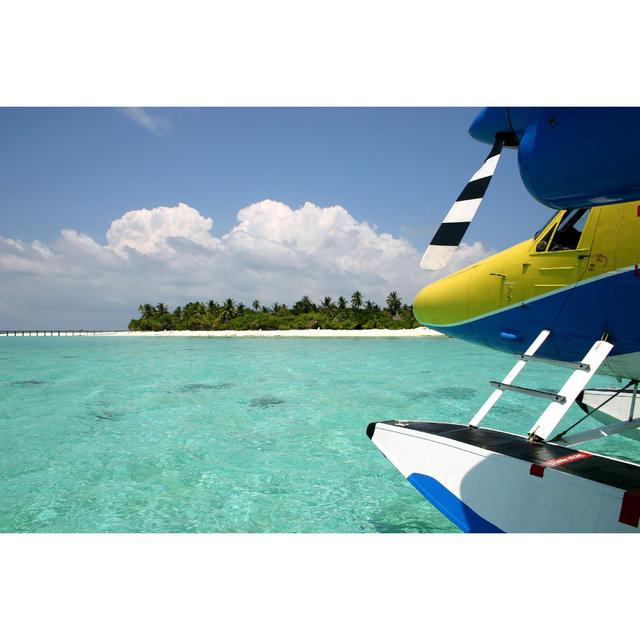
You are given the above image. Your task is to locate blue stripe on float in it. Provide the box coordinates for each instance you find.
[407,473,504,533]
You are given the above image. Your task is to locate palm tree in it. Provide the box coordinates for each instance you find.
[321,296,336,317]
[351,290,363,310]
[182,302,195,319]
[237,302,246,315]
[156,302,169,315]
[252,299,261,312]
[272,302,282,314]
[139,303,154,319]
[292,295,315,314]
[207,299,218,313]
[386,291,402,317]
[365,300,375,312]
[221,298,235,323]
[337,296,347,310]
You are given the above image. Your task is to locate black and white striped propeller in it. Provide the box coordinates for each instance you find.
[420,138,504,271]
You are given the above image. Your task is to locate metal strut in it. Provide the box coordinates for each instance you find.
[551,379,636,442]
[527,339,614,441]
[469,329,551,428]
[469,329,614,443]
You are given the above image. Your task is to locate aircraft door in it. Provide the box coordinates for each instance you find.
[587,204,623,276]
[592,202,636,345]
[523,207,600,301]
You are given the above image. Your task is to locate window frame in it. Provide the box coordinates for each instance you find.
[530,208,592,255]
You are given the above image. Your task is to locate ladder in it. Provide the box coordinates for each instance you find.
[469,329,614,441]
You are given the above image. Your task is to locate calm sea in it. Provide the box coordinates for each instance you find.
[2,336,638,533]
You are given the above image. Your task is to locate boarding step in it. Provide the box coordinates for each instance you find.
[518,354,590,371]
[470,328,614,442]
[528,339,614,441]
[469,329,551,427]
[489,381,566,403]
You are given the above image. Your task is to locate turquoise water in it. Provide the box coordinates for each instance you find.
[2,336,640,533]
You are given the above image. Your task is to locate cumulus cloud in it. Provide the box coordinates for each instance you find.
[106,203,218,256]
[119,107,170,135]
[0,200,489,328]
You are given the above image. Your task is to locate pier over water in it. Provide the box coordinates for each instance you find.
[0,330,129,336]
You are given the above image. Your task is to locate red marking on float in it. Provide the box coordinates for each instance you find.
[529,451,591,478]
[619,489,640,527]
[530,464,545,477]
[636,205,640,217]
[544,451,592,468]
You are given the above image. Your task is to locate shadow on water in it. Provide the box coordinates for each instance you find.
[85,399,127,423]
[177,382,234,393]
[404,390,431,401]
[490,403,528,417]
[368,513,434,533]
[433,386,478,399]
[10,380,48,386]
[91,409,126,422]
[248,396,286,409]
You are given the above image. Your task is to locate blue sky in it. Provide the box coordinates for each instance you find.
[0,107,549,249]
[0,108,552,328]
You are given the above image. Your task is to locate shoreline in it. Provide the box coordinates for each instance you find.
[2,327,444,338]
[96,327,445,338]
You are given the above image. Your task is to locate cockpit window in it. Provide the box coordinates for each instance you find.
[533,211,562,240]
[535,225,556,252]
[548,208,590,251]
[534,208,590,253]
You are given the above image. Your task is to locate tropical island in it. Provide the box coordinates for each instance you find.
[129,291,421,331]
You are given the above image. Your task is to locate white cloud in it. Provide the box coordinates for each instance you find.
[0,200,489,328]
[106,203,218,256]
[119,107,170,135]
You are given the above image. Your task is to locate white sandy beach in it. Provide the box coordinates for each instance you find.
[2,327,444,338]
[94,327,444,338]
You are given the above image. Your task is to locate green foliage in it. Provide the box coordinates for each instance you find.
[128,291,420,331]
[386,290,402,317]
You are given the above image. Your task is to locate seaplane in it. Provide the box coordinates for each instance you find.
[367,107,640,532]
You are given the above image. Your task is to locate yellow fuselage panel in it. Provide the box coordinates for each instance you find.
[413,201,640,327]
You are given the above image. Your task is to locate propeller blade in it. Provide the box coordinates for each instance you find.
[420,138,503,270]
